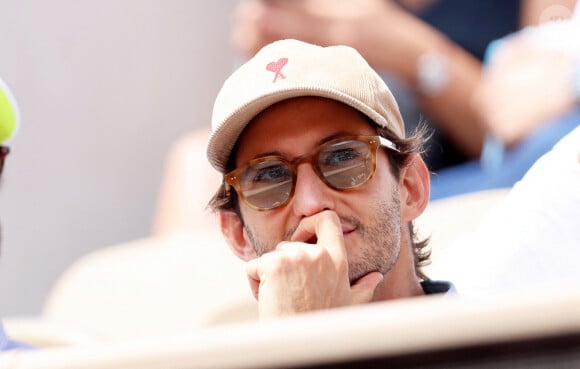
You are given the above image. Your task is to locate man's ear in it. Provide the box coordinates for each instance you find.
[219,211,257,261]
[399,154,430,222]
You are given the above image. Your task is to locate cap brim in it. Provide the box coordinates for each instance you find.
[207,87,391,173]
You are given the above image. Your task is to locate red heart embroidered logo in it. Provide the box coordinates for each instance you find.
[266,57,288,83]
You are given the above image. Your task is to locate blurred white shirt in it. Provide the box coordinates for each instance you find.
[430,125,580,296]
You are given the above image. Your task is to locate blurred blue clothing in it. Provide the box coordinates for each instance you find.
[430,108,580,200]
[414,0,520,61]
[0,321,34,351]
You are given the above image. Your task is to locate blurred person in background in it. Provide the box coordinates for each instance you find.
[231,0,575,173]
[429,5,580,295]
[430,1,579,198]
[0,77,33,351]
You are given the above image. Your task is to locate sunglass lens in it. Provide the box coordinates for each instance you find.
[240,160,293,209]
[319,140,372,189]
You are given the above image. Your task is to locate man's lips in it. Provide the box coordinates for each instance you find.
[342,225,356,236]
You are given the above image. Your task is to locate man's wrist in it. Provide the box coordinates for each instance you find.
[416,52,450,96]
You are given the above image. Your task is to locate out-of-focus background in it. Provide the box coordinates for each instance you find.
[0,0,237,315]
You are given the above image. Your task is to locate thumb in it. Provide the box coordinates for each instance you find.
[350,272,384,304]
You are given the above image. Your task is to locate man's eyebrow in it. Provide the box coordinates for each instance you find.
[249,131,357,161]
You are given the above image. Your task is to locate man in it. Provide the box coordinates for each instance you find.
[206,39,453,319]
[0,76,32,351]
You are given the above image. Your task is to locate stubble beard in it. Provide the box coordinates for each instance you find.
[244,191,402,285]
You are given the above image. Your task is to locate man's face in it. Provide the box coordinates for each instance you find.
[232,97,403,283]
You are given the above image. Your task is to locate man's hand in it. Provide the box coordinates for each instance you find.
[245,210,384,318]
[231,0,390,63]
[473,41,575,147]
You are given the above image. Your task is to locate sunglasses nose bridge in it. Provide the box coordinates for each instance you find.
[292,153,327,185]
[290,159,337,216]
[294,154,334,193]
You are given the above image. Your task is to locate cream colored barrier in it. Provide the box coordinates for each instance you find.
[35,232,256,344]
[2,287,580,369]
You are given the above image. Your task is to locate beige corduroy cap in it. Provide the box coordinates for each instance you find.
[206,39,405,173]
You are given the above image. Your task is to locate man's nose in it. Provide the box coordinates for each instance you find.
[291,163,335,217]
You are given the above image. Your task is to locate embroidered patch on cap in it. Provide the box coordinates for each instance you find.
[266,57,288,83]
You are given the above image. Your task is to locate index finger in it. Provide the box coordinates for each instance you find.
[290,210,346,263]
